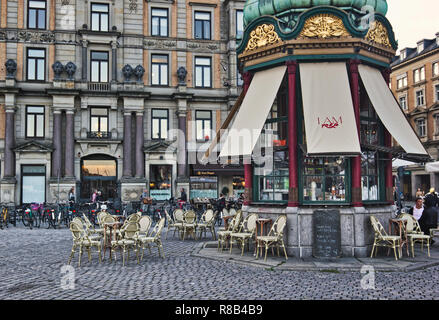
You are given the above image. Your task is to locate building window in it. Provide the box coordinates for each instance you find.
[151,54,168,86]
[195,57,211,88]
[21,165,46,204]
[434,62,439,77]
[27,48,45,81]
[91,3,109,32]
[416,89,425,107]
[397,74,407,89]
[399,95,407,110]
[417,42,424,54]
[90,51,109,83]
[194,11,211,40]
[26,106,44,138]
[195,110,212,141]
[361,152,380,201]
[90,107,109,134]
[151,109,169,140]
[434,115,439,135]
[435,84,439,102]
[28,0,46,30]
[414,66,425,83]
[416,118,426,137]
[190,176,218,199]
[151,8,168,37]
[236,10,244,39]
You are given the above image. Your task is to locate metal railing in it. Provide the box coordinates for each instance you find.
[87,82,110,91]
[87,131,112,139]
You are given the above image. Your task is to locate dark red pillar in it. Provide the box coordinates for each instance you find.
[287,61,299,207]
[242,72,253,205]
[382,68,394,204]
[348,59,363,207]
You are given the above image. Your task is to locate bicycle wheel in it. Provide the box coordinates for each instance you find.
[22,214,30,227]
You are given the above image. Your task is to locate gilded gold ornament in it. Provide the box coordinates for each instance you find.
[366,21,392,48]
[298,14,351,39]
[244,24,281,52]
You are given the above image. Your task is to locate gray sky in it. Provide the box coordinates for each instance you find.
[386,0,439,53]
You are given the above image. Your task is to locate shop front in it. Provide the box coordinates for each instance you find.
[149,164,173,201]
[210,1,431,258]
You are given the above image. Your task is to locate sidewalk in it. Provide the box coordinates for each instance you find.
[192,241,439,272]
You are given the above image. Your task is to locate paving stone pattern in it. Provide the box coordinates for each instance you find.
[1,225,439,300]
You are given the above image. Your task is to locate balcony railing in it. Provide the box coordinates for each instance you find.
[88,82,110,91]
[87,131,112,139]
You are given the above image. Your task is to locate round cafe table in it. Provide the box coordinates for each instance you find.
[103,221,123,260]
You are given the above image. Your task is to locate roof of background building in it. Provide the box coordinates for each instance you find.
[391,34,439,68]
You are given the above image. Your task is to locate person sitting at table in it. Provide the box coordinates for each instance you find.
[409,197,424,221]
[420,188,438,243]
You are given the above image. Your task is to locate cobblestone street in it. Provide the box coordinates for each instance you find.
[1,225,439,300]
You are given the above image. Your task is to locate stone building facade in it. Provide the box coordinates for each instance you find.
[390,32,439,199]
[0,0,246,204]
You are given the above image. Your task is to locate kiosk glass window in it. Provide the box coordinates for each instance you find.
[149,165,172,200]
[22,165,46,204]
[190,176,218,199]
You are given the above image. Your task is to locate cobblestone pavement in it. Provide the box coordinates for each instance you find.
[1,225,439,300]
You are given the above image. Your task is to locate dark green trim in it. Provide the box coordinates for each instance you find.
[238,6,397,55]
[243,54,390,73]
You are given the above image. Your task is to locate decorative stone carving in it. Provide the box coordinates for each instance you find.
[298,14,351,39]
[177,67,187,85]
[17,31,55,43]
[122,64,134,81]
[366,21,392,48]
[52,61,64,80]
[244,24,281,52]
[134,65,145,82]
[65,62,77,80]
[129,0,138,13]
[5,59,17,79]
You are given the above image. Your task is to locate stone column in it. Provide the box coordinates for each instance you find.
[135,112,145,178]
[242,72,253,205]
[4,108,15,178]
[286,61,299,207]
[52,110,62,178]
[177,111,187,177]
[65,111,75,178]
[81,40,88,81]
[111,41,118,82]
[123,112,133,177]
[348,59,362,207]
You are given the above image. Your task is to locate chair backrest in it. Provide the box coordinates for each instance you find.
[165,210,174,224]
[245,213,259,234]
[102,214,116,224]
[128,213,140,223]
[204,209,214,224]
[222,208,229,217]
[138,215,152,235]
[229,208,237,216]
[70,221,84,241]
[232,210,243,232]
[80,214,93,229]
[173,209,184,223]
[73,217,85,229]
[123,222,139,239]
[150,217,166,239]
[184,210,197,223]
[268,215,287,237]
[399,213,416,233]
[370,215,388,238]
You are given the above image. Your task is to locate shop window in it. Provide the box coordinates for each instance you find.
[190,176,218,199]
[26,106,45,138]
[149,165,172,200]
[232,176,245,198]
[21,165,46,204]
[361,152,380,201]
[81,156,117,201]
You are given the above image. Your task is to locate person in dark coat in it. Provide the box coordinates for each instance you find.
[419,188,438,242]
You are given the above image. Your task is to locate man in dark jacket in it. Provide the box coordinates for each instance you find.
[419,188,438,242]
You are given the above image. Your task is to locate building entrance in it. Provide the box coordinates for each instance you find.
[80,155,118,201]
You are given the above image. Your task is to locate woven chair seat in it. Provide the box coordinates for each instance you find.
[379,235,401,241]
[231,232,252,238]
[408,234,430,240]
[257,236,278,242]
[218,231,232,236]
[82,240,101,246]
[112,239,136,246]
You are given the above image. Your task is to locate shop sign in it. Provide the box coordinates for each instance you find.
[150,189,171,201]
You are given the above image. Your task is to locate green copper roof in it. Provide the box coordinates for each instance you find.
[243,0,388,27]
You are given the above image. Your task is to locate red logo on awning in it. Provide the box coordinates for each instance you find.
[318,116,343,129]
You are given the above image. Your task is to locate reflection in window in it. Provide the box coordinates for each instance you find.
[151,8,169,37]
[255,150,289,202]
[82,160,116,177]
[27,48,45,81]
[194,11,211,40]
[90,107,108,133]
[361,152,379,201]
[302,157,346,202]
[91,3,109,32]
[151,54,168,86]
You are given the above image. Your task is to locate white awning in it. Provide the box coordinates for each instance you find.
[392,159,416,168]
[299,62,361,156]
[219,65,287,158]
[426,161,439,172]
[358,64,428,156]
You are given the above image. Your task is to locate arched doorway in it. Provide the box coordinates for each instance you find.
[80,154,118,201]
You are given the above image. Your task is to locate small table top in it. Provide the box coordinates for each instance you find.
[257,218,272,223]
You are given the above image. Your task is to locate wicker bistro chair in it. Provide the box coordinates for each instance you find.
[110,222,140,266]
[217,210,243,251]
[182,210,197,240]
[196,209,217,240]
[400,214,431,258]
[256,215,288,261]
[138,215,152,238]
[171,209,185,239]
[164,210,177,239]
[68,221,102,267]
[81,214,104,240]
[137,217,166,262]
[230,213,259,256]
[370,216,401,261]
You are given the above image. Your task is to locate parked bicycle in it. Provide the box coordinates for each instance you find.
[0,206,8,229]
